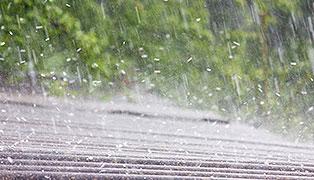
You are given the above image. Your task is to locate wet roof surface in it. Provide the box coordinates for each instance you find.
[0,94,314,179]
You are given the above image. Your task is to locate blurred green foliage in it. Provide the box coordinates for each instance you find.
[0,0,313,140]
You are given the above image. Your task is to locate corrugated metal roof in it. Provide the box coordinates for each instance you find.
[0,94,313,179]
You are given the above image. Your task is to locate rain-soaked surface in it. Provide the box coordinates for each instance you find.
[0,93,314,179]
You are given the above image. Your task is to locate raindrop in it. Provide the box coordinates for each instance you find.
[154,70,161,74]
[91,63,99,68]
[135,6,141,24]
[100,162,106,169]
[154,58,160,62]
[301,91,307,95]
[232,41,240,46]
[35,25,43,30]
[92,80,102,87]
[187,57,193,63]
[227,42,233,59]
[7,157,13,164]
[232,74,241,96]
[147,149,152,154]
[86,156,94,161]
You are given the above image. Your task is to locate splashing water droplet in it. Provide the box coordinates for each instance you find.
[7,157,13,164]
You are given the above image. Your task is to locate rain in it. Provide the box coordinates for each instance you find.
[0,0,314,179]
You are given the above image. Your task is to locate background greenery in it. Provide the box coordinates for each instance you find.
[0,0,313,141]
